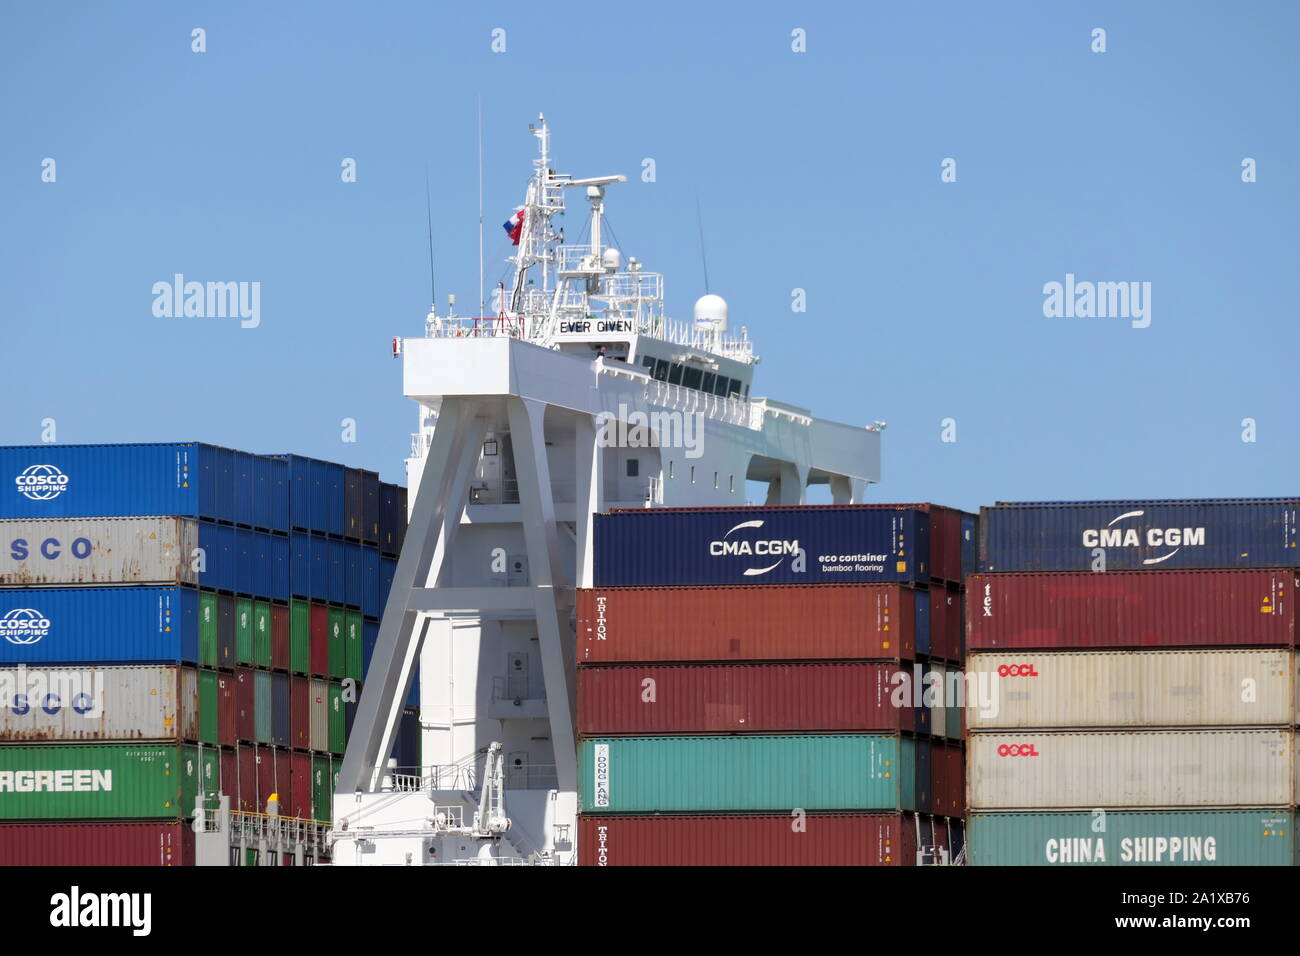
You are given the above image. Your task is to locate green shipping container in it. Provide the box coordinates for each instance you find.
[578,735,917,813]
[290,599,311,675]
[199,592,218,667]
[236,598,254,665]
[328,608,345,680]
[254,670,273,744]
[0,744,219,820]
[253,600,273,668]
[946,696,962,739]
[344,610,363,682]
[328,682,346,754]
[198,669,219,745]
[968,811,1298,866]
[311,754,334,823]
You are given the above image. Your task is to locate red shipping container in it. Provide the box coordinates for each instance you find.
[271,603,290,671]
[288,751,312,819]
[290,675,311,749]
[577,662,913,735]
[217,672,238,747]
[945,742,965,817]
[578,812,918,866]
[310,603,330,676]
[256,744,286,813]
[930,741,945,817]
[0,822,195,866]
[236,745,257,812]
[220,748,236,809]
[235,667,255,741]
[577,585,917,664]
[850,502,967,583]
[929,586,962,663]
[966,569,1298,651]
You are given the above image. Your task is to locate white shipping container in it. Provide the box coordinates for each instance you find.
[0,664,188,741]
[309,678,330,752]
[968,649,1295,730]
[930,664,948,740]
[0,517,196,586]
[969,729,1297,810]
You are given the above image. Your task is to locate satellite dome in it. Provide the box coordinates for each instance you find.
[693,294,728,333]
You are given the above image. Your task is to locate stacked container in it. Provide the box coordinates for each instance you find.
[0,443,406,865]
[965,498,1300,866]
[577,503,974,866]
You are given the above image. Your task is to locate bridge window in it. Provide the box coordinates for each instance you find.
[713,375,730,397]
[682,366,703,390]
[640,355,656,374]
[701,372,716,393]
[668,363,684,385]
[727,379,742,397]
[626,458,639,477]
[653,360,669,381]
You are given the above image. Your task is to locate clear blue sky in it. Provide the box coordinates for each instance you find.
[2,1,1296,511]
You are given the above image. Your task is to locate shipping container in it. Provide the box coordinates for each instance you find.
[0,743,218,820]
[311,754,335,823]
[595,506,931,586]
[271,671,290,748]
[362,471,380,546]
[345,468,364,540]
[577,812,920,866]
[0,443,284,527]
[967,810,1297,866]
[0,821,196,866]
[578,734,919,813]
[235,745,256,812]
[235,598,254,665]
[288,750,312,819]
[930,586,961,663]
[392,705,421,769]
[576,662,914,735]
[254,670,273,744]
[362,548,381,618]
[344,610,363,682]
[576,585,918,664]
[290,675,311,750]
[344,541,362,609]
[271,602,289,671]
[216,673,236,747]
[968,729,1298,809]
[252,601,272,668]
[290,599,311,674]
[216,593,235,668]
[310,603,329,676]
[235,668,255,742]
[197,668,218,745]
[0,586,198,665]
[327,537,346,606]
[980,498,1300,572]
[0,663,197,742]
[967,569,1297,651]
[199,592,218,667]
[328,681,346,754]
[380,557,396,610]
[309,679,329,752]
[967,649,1295,729]
[328,607,345,680]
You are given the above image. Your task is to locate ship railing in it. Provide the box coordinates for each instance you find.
[391,761,558,793]
[646,475,664,505]
[645,380,754,428]
[469,478,577,505]
[425,316,526,339]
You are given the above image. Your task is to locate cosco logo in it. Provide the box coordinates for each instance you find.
[997,664,1039,677]
[9,537,93,561]
[997,744,1040,757]
[15,465,70,501]
[0,608,52,645]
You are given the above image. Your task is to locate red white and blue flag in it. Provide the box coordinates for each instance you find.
[502,209,524,245]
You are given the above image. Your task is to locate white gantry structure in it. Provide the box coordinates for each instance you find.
[330,116,882,865]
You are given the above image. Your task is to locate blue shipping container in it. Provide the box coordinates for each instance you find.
[980,498,1300,572]
[594,507,931,586]
[362,549,381,618]
[380,557,397,610]
[0,442,293,529]
[0,586,199,664]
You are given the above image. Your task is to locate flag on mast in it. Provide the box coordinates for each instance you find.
[502,209,524,245]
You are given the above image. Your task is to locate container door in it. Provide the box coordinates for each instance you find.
[198,592,218,667]
[235,598,254,665]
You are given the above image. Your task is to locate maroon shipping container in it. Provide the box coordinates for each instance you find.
[930,740,965,818]
[271,603,290,671]
[256,744,282,813]
[310,603,330,676]
[578,812,919,866]
[235,667,255,741]
[217,672,237,747]
[930,586,962,663]
[288,751,312,819]
[290,675,311,749]
[577,585,918,664]
[966,569,1298,650]
[576,662,913,735]
[0,822,195,866]
[220,748,236,808]
[236,745,257,812]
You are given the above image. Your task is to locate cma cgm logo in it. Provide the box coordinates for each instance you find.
[997,744,1040,757]
[1082,510,1205,565]
[0,609,51,645]
[709,520,802,577]
[15,464,70,501]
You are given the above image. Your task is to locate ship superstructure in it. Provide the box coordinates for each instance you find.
[330,116,882,865]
